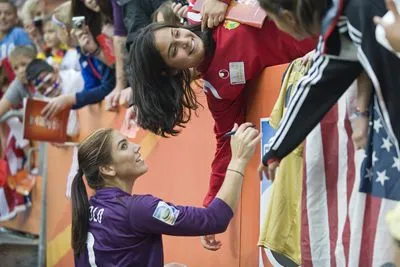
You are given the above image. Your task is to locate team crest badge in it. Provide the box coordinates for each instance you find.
[223,20,240,30]
[153,201,180,225]
[218,69,229,79]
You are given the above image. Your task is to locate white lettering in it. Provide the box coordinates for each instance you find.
[88,206,104,224]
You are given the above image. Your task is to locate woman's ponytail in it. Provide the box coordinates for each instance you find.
[71,169,89,256]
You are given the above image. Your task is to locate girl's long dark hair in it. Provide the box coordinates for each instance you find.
[127,23,215,137]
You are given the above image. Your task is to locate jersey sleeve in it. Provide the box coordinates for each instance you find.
[262,52,363,165]
[203,93,247,207]
[128,195,233,236]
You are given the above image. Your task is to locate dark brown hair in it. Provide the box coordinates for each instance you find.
[127,23,214,137]
[257,0,328,36]
[71,128,114,256]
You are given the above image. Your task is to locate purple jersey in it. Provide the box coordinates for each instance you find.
[74,187,233,267]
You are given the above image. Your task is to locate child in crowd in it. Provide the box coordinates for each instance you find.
[25,59,83,137]
[54,1,114,67]
[0,0,33,61]
[51,1,75,48]
[21,0,46,53]
[40,26,116,119]
[0,46,36,118]
[39,2,116,119]
[0,46,36,222]
[38,18,80,71]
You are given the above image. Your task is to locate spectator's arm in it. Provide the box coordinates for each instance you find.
[113,35,127,91]
[104,35,127,109]
[72,67,116,109]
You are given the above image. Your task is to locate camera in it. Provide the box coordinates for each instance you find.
[72,16,86,29]
[33,16,43,29]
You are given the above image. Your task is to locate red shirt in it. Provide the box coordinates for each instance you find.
[199,20,316,206]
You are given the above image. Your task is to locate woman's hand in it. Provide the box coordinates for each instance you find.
[200,234,222,251]
[374,0,400,52]
[229,122,261,166]
[72,26,99,55]
[201,0,228,31]
[352,115,369,150]
[258,161,279,182]
[171,3,189,19]
[105,87,123,111]
[119,87,133,108]
[41,95,75,119]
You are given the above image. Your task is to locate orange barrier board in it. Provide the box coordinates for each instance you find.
[2,64,288,266]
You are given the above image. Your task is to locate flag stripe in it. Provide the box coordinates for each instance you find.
[304,123,331,266]
[301,143,313,267]
[343,109,355,267]
[359,195,380,266]
[372,199,396,266]
[348,150,366,267]
[336,98,348,267]
[321,105,339,267]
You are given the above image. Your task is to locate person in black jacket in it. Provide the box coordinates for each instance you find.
[256,0,400,182]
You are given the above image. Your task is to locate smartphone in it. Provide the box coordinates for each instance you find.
[72,16,86,30]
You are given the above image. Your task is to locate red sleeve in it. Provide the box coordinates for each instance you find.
[203,93,246,207]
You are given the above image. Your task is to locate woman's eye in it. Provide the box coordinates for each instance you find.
[175,30,179,38]
[121,143,128,150]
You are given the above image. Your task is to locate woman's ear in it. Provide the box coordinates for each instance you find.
[99,165,116,177]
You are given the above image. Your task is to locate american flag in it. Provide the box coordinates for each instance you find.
[301,87,397,267]
[359,96,400,200]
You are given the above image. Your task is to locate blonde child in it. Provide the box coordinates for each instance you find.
[38,18,80,71]
[20,0,46,53]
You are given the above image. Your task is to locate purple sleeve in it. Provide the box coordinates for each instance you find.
[129,195,233,236]
[111,0,127,36]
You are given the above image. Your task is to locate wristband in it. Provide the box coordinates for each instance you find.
[227,168,244,178]
[354,107,369,118]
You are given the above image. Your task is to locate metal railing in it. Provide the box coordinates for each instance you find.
[0,110,47,267]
